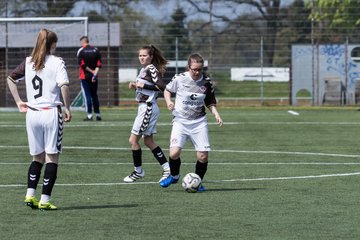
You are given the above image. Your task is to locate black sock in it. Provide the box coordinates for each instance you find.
[152,146,167,165]
[42,163,58,196]
[132,149,142,167]
[195,161,208,180]
[169,157,181,176]
[27,161,43,189]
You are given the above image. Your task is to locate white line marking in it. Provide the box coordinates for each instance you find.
[288,110,300,115]
[2,121,360,128]
[1,145,360,158]
[1,172,359,188]
[208,172,360,182]
[1,162,360,165]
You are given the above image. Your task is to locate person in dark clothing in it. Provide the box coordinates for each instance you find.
[77,36,102,121]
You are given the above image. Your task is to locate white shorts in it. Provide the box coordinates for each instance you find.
[170,117,211,151]
[131,102,160,136]
[26,107,63,156]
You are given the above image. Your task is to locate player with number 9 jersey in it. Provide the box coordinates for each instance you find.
[7,28,71,210]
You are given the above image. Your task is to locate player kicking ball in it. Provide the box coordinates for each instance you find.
[159,53,223,192]
[7,29,71,210]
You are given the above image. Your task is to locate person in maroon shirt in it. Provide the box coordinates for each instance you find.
[77,36,102,121]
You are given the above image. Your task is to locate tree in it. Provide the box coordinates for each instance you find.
[186,0,283,66]
[274,0,311,66]
[160,7,192,60]
[311,0,360,29]
[9,0,77,17]
[309,0,360,43]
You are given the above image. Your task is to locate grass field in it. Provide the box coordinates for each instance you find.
[1,107,360,239]
[119,80,302,99]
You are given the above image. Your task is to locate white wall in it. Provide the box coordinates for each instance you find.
[231,67,289,82]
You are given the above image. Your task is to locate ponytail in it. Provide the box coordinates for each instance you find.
[140,45,167,76]
[31,28,58,71]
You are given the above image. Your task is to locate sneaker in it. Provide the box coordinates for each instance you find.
[84,117,93,121]
[123,170,145,183]
[159,175,179,188]
[158,168,171,182]
[24,196,39,209]
[197,184,206,192]
[38,201,57,211]
[96,116,102,121]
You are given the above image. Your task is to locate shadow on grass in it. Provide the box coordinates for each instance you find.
[205,187,264,192]
[60,203,138,211]
[168,187,265,193]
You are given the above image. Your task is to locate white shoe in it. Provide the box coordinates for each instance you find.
[158,168,170,182]
[123,170,145,183]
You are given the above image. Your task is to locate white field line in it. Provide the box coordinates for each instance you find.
[2,121,360,128]
[2,162,360,166]
[1,145,360,158]
[207,172,360,183]
[1,172,360,188]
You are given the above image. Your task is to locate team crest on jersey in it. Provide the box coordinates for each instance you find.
[140,71,147,78]
[199,86,207,93]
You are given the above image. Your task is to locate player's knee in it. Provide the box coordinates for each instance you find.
[129,138,138,147]
[197,152,208,162]
[169,149,181,159]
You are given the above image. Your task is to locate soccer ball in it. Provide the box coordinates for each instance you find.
[182,173,201,193]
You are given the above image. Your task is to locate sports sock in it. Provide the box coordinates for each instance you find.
[132,149,142,168]
[195,161,208,180]
[40,194,51,203]
[87,113,93,119]
[27,161,43,192]
[169,157,181,177]
[134,166,143,173]
[152,146,167,165]
[162,162,170,170]
[41,163,58,197]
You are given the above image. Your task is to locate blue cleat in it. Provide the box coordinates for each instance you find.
[159,175,179,188]
[197,184,206,192]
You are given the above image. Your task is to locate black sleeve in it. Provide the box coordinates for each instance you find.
[147,65,166,91]
[7,60,26,83]
[143,84,160,91]
[204,79,217,107]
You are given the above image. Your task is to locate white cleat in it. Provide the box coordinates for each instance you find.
[123,170,145,183]
[158,168,171,182]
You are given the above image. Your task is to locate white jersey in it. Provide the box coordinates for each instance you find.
[25,55,69,109]
[134,64,165,103]
[166,71,217,121]
[8,55,69,109]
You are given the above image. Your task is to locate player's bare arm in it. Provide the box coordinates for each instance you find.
[61,84,71,122]
[129,82,136,89]
[164,89,174,111]
[208,105,223,126]
[7,78,28,113]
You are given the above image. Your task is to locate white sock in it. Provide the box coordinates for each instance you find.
[26,188,36,197]
[173,174,180,180]
[87,113,93,119]
[162,162,170,170]
[96,113,101,117]
[40,194,51,203]
[135,166,143,173]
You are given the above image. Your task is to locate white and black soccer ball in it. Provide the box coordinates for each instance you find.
[182,173,201,193]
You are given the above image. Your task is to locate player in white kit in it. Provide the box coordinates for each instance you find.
[7,29,71,210]
[159,53,223,191]
[123,45,170,183]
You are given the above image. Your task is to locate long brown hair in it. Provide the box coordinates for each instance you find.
[140,45,167,76]
[31,28,58,71]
